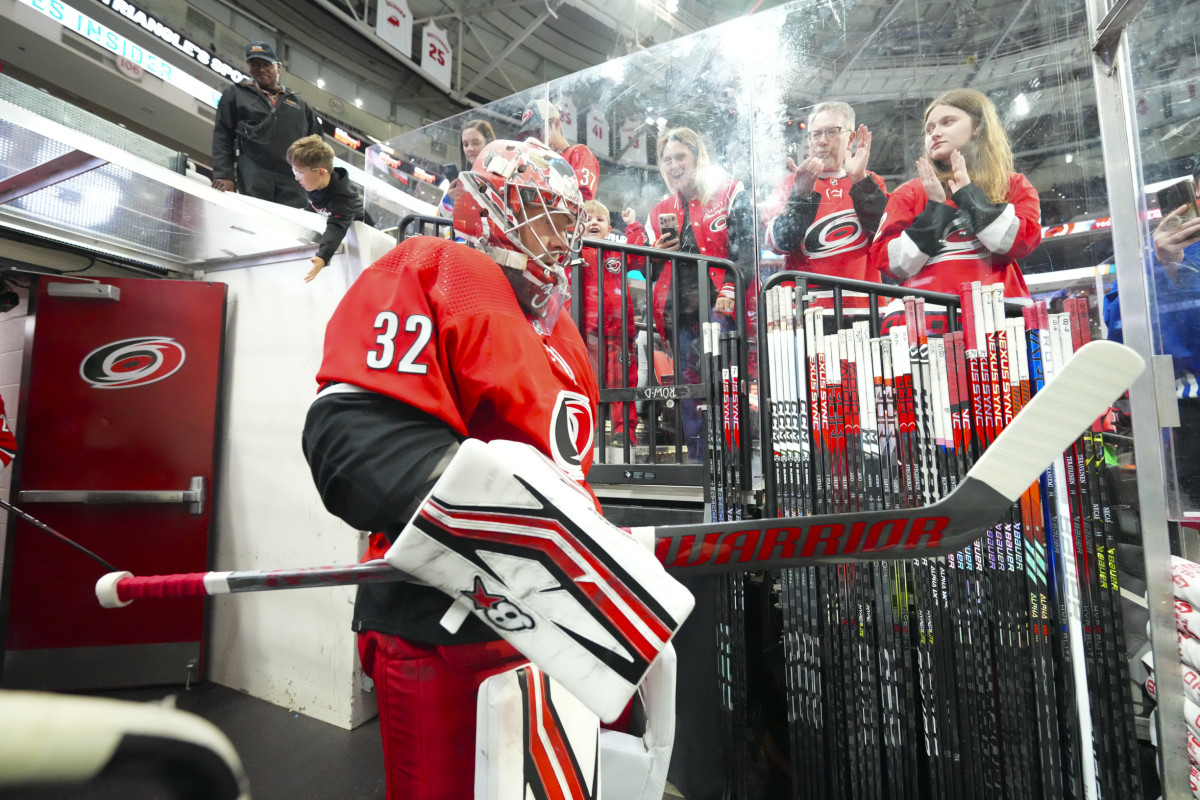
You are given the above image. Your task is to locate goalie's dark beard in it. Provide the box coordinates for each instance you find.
[503,260,569,335]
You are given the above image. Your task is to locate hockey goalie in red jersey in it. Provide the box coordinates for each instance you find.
[302,139,604,800]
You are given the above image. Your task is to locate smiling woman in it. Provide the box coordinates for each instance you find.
[645,126,753,461]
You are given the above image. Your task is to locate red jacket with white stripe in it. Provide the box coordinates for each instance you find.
[870,173,1041,299]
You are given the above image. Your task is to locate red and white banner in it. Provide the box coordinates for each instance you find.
[618,117,646,165]
[420,21,452,88]
[556,96,578,138]
[585,108,608,158]
[375,0,413,58]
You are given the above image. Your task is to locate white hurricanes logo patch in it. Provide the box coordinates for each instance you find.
[930,218,989,263]
[550,390,593,478]
[804,209,867,259]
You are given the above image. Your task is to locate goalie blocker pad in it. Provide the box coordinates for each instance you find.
[385,438,695,722]
[476,663,600,800]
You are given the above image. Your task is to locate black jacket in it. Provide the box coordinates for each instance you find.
[307,168,369,264]
[212,81,321,180]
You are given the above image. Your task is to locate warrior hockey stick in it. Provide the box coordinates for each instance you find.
[97,338,1142,608]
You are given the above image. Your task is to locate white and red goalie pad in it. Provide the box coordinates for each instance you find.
[476,662,600,800]
[385,438,695,722]
[598,643,676,800]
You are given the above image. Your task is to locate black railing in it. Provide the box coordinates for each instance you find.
[394,221,754,495]
[397,213,453,239]
[574,237,749,493]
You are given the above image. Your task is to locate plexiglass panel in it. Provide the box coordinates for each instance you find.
[368,1,1157,798]
[1126,0,1200,520]
[0,71,329,269]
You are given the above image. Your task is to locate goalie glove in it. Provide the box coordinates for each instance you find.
[384,438,695,722]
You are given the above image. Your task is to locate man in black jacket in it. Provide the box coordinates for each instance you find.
[211,41,322,208]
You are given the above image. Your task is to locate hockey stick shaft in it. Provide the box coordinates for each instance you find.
[97,559,405,608]
[0,497,119,573]
[98,340,1142,607]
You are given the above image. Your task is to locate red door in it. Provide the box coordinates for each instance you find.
[2,276,226,690]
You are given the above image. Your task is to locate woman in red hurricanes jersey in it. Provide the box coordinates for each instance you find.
[870,88,1042,299]
[645,127,753,458]
[302,140,598,800]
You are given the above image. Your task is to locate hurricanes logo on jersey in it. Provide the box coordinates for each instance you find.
[708,214,728,233]
[930,217,989,263]
[803,209,867,259]
[80,337,186,389]
[550,390,593,478]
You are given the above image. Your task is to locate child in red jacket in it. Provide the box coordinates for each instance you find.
[580,200,646,445]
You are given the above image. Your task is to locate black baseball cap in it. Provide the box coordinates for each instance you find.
[516,100,559,141]
[245,42,279,63]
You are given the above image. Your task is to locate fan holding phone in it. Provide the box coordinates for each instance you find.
[1155,177,1200,277]
[644,127,753,460]
[1105,167,1200,511]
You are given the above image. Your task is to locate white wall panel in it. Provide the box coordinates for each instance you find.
[207,223,396,730]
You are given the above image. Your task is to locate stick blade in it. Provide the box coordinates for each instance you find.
[969,339,1142,503]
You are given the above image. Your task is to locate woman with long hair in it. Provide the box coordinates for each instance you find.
[647,127,751,325]
[870,88,1042,298]
[645,126,752,459]
[460,119,495,168]
[441,120,496,222]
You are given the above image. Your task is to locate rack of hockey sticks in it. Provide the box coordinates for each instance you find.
[758,271,1143,800]
[703,317,753,800]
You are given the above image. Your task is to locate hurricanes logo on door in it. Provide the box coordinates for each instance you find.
[550,390,593,478]
[80,337,186,389]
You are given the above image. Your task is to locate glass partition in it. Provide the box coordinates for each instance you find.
[370,0,1121,398]
[367,4,1163,795]
[0,73,325,269]
[1125,0,1200,521]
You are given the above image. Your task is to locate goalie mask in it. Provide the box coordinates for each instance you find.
[455,140,584,334]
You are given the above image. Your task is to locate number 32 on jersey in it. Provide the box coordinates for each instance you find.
[367,311,432,374]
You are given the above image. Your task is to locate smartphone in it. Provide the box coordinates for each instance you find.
[1156,178,1199,222]
[658,212,679,240]
[442,163,460,182]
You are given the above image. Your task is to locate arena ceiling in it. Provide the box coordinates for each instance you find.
[243,0,792,120]
[238,0,1094,126]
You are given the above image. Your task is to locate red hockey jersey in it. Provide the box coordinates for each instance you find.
[316,237,599,482]
[647,179,745,333]
[870,173,1041,299]
[562,144,599,202]
[762,169,888,308]
[578,222,646,339]
[762,170,886,279]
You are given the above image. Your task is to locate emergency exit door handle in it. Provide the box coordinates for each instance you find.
[19,476,206,515]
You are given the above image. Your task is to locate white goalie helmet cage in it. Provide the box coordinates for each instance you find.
[454,139,585,330]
